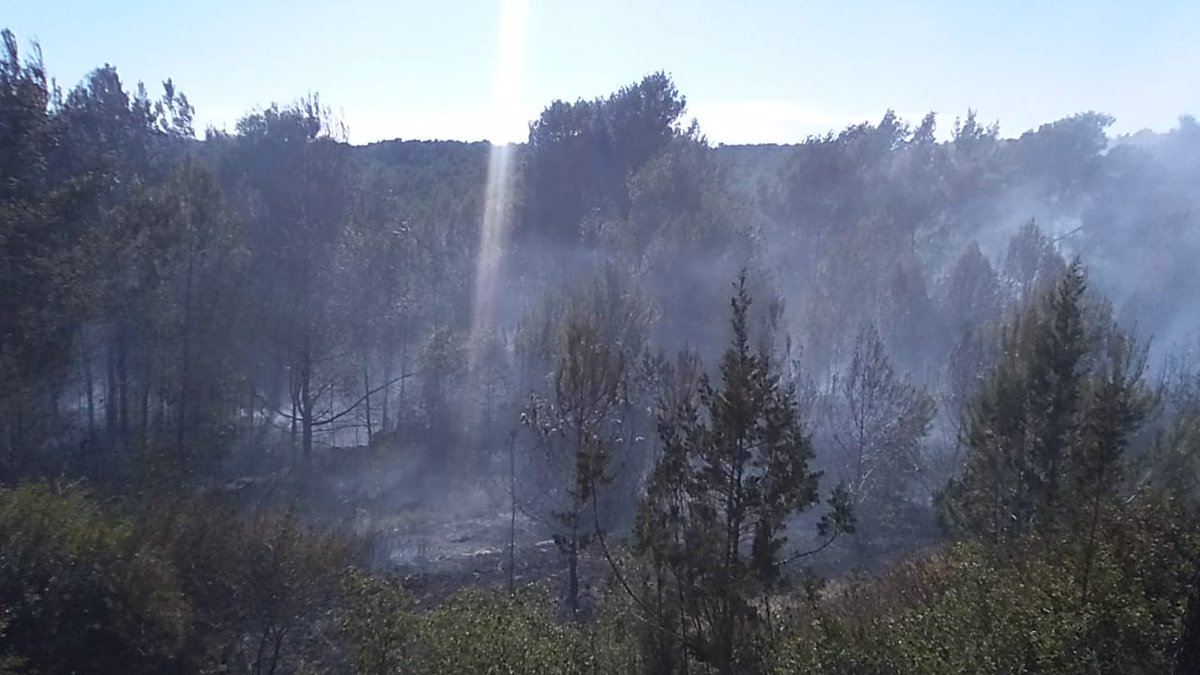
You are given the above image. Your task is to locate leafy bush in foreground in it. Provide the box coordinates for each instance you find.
[776,500,1196,675]
[0,484,188,674]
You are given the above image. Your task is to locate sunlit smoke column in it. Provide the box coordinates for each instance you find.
[468,0,528,370]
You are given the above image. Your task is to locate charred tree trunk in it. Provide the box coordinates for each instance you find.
[381,337,395,435]
[362,366,373,445]
[106,338,117,440]
[567,532,580,616]
[302,410,313,459]
[289,397,298,456]
[397,343,407,434]
[508,430,517,595]
[177,245,195,459]
[81,327,95,441]
[139,360,151,451]
[117,322,130,444]
[299,337,314,460]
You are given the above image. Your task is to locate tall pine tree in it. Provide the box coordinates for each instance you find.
[938,259,1150,540]
[634,273,852,674]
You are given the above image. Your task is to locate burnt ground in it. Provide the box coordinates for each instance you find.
[220,445,939,610]
[217,444,616,607]
[367,507,613,609]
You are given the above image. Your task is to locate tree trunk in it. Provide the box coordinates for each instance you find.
[362,367,373,445]
[302,414,313,460]
[139,363,150,451]
[81,327,95,441]
[567,535,580,616]
[177,245,194,458]
[397,343,407,433]
[300,343,314,460]
[508,431,517,595]
[380,343,393,435]
[117,323,130,444]
[106,339,117,439]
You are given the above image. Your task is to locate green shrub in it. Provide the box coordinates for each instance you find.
[422,586,593,675]
[0,483,189,674]
[775,502,1197,675]
[339,570,421,675]
[340,583,597,675]
[139,498,356,673]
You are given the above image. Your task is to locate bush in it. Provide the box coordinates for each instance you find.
[341,582,599,675]
[0,482,358,674]
[138,497,356,673]
[420,586,593,675]
[775,501,1197,675]
[0,483,189,674]
[339,571,421,675]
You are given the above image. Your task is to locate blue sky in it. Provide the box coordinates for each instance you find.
[7,0,1200,144]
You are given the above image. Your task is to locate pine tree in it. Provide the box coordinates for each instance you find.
[635,273,852,674]
[938,260,1150,541]
[522,315,628,615]
[830,324,935,555]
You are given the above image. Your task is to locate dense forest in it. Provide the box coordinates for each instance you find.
[3,28,1200,674]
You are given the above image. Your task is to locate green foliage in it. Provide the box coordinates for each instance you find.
[0,31,101,471]
[0,484,188,673]
[516,270,653,612]
[340,584,596,675]
[943,241,1002,336]
[140,498,355,673]
[829,324,936,554]
[780,500,1197,675]
[524,71,688,247]
[521,313,629,613]
[0,484,358,673]
[3,27,1200,675]
[1004,220,1067,295]
[939,260,1152,539]
[339,571,420,675]
[99,161,244,477]
[419,587,593,675]
[634,273,852,674]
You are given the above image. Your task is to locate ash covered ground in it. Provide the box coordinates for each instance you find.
[363,497,612,607]
[263,446,615,607]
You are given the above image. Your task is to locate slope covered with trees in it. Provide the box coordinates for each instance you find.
[3,28,1200,674]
